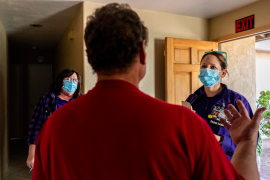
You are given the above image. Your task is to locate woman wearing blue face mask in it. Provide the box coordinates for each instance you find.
[186,51,254,160]
[26,69,83,169]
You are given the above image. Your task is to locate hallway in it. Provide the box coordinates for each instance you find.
[4,140,32,180]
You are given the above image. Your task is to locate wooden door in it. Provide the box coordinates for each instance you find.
[165,38,218,105]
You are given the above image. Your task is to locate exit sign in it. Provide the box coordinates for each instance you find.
[235,15,254,33]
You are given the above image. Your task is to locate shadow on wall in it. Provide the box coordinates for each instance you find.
[154,39,165,101]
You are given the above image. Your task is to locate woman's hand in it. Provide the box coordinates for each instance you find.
[26,155,34,168]
[26,144,36,168]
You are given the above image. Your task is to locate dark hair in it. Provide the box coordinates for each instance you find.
[84,3,148,75]
[200,52,227,70]
[50,69,81,98]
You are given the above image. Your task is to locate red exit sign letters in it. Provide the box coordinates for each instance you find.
[235,15,254,33]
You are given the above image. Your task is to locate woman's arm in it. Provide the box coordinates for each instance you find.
[26,95,47,168]
[27,96,46,145]
[26,144,36,168]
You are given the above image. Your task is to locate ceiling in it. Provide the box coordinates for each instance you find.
[0,1,83,50]
[0,0,259,50]
[88,0,259,19]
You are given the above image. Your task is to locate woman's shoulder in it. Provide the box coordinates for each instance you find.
[33,92,56,110]
[226,88,249,103]
[39,92,56,102]
[227,88,241,96]
[186,86,203,104]
[186,93,197,103]
[225,87,253,115]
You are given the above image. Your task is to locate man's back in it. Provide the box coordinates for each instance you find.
[33,80,243,180]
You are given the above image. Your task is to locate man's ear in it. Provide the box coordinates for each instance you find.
[140,40,146,65]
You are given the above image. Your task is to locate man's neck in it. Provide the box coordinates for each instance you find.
[204,83,223,97]
[97,73,140,87]
[97,63,144,88]
[97,57,145,87]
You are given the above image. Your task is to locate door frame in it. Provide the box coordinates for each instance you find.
[213,24,270,43]
[213,25,270,112]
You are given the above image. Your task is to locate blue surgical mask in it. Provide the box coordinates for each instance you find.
[198,68,220,87]
[63,80,78,93]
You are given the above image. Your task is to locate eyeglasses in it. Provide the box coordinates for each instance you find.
[204,51,227,68]
[64,77,79,83]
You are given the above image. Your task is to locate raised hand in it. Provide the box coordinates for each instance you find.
[220,100,265,145]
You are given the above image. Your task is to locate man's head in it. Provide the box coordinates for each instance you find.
[84,3,148,77]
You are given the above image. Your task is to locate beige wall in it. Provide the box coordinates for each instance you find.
[209,0,270,40]
[256,50,270,99]
[83,2,209,100]
[54,3,85,92]
[0,19,8,179]
[82,2,102,94]
[221,36,256,112]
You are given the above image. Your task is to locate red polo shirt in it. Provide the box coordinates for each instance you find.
[33,80,244,180]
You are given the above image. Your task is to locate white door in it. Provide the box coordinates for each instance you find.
[28,65,52,122]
